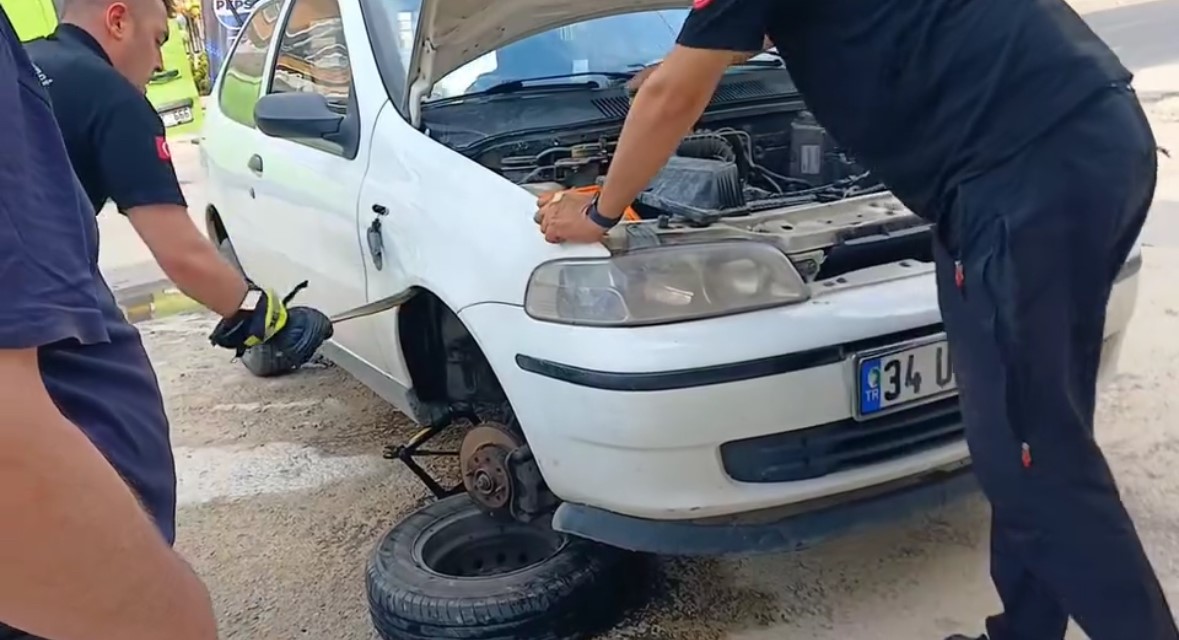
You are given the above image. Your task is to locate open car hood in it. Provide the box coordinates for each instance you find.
[405,0,687,120]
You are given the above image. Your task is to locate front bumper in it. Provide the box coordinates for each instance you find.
[553,464,977,556]
[458,254,1141,541]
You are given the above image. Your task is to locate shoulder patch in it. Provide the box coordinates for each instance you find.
[155,136,172,161]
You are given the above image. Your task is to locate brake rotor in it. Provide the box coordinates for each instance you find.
[459,423,522,515]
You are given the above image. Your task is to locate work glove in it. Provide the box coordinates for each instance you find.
[208,281,333,371]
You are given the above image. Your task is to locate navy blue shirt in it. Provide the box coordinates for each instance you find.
[0,9,177,543]
[25,24,187,216]
[677,0,1132,219]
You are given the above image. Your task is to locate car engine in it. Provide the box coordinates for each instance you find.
[421,71,886,227]
[467,111,881,226]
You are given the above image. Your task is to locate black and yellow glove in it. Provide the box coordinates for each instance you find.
[209,283,293,355]
[209,281,334,373]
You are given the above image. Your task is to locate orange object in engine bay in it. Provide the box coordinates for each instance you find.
[547,185,642,222]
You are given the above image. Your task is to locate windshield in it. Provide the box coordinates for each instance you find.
[430,10,689,100]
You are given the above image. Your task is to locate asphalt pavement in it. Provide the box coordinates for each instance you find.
[1086,0,1179,72]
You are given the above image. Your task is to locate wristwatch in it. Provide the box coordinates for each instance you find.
[585,192,621,231]
[238,284,264,312]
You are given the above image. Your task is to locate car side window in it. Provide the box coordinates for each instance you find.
[358,0,420,113]
[269,0,352,116]
[217,1,283,128]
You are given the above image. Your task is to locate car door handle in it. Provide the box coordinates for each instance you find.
[366,217,384,270]
[247,154,264,175]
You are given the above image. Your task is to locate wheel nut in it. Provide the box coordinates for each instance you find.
[474,472,494,493]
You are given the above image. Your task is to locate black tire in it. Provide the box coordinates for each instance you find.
[216,236,291,378]
[366,494,637,640]
[216,235,244,274]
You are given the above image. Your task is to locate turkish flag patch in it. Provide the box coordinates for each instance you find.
[692,0,712,8]
[155,136,172,161]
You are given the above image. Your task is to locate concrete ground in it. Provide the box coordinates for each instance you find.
[125,1,1179,638]
[99,135,208,297]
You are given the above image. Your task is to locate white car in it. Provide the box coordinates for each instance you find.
[200,0,1144,637]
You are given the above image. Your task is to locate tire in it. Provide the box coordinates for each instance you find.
[217,236,291,378]
[366,494,637,640]
[216,235,244,274]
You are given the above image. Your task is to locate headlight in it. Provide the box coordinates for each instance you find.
[524,241,810,326]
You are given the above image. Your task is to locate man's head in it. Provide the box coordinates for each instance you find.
[60,0,173,90]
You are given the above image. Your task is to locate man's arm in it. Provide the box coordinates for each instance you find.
[0,15,217,639]
[129,204,248,317]
[94,95,247,317]
[0,350,218,640]
[598,0,773,219]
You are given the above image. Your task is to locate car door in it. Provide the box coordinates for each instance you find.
[201,0,283,281]
[248,0,390,371]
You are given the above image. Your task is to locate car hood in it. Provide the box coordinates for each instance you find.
[404,0,686,119]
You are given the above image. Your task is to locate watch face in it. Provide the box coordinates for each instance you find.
[242,289,263,310]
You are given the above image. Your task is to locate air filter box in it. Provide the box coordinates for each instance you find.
[634,156,744,223]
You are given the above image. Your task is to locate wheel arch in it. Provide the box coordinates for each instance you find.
[397,288,512,424]
[205,203,228,243]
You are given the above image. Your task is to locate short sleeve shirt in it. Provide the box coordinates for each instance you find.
[676,0,1133,219]
[25,24,187,216]
[0,11,177,543]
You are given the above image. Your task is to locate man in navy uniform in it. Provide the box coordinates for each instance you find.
[537,0,1174,638]
[0,4,217,639]
[25,0,332,374]
[0,0,330,637]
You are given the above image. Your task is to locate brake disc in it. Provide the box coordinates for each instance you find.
[459,423,522,518]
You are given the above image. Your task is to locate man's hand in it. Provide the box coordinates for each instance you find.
[538,45,738,244]
[536,190,606,244]
[626,64,661,93]
[209,283,333,372]
[208,285,294,354]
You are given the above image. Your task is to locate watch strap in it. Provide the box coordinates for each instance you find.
[585,193,621,230]
[240,284,264,312]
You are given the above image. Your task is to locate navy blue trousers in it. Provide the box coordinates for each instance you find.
[936,84,1176,640]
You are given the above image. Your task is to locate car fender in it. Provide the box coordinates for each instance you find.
[360,103,610,312]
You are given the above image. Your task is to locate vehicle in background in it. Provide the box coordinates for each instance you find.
[150,14,205,137]
[2,0,205,138]
[2,0,57,41]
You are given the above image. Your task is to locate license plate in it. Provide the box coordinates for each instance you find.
[855,335,957,419]
[161,107,193,128]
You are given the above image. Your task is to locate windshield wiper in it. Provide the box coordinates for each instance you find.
[480,71,635,95]
[426,71,636,105]
[733,58,784,69]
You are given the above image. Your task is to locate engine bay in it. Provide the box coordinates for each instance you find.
[497,122,882,226]
[427,82,887,227]
[419,71,932,281]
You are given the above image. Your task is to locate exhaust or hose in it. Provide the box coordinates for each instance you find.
[676,133,737,164]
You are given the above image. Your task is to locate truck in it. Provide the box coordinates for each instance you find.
[2,0,205,137]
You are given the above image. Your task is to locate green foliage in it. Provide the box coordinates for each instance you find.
[194,52,212,96]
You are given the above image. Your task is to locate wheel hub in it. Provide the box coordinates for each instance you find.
[459,424,521,517]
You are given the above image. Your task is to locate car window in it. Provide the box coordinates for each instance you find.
[366,0,421,88]
[217,0,283,128]
[269,0,352,115]
[430,10,690,101]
